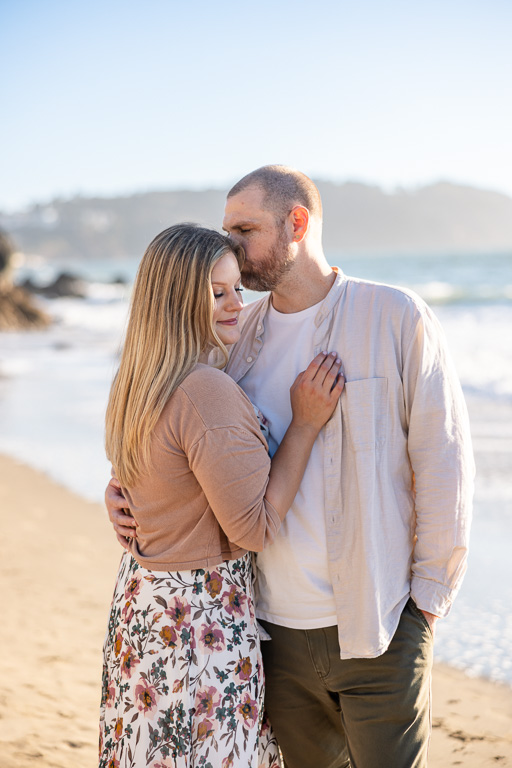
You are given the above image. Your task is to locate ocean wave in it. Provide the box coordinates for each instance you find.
[412,281,512,304]
[41,294,129,334]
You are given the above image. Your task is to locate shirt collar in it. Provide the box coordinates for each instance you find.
[251,268,346,330]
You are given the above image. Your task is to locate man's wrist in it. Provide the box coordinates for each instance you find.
[420,609,439,632]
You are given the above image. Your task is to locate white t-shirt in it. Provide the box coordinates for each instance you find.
[239,300,337,628]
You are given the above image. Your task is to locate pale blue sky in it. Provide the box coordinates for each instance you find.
[1,0,511,209]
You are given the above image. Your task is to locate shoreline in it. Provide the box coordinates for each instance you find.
[1,452,511,767]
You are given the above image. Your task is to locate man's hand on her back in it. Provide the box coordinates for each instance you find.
[105,477,137,550]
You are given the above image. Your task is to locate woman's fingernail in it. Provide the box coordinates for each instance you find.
[336,358,341,364]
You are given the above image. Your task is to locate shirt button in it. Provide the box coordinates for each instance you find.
[257,325,262,331]
[247,356,253,363]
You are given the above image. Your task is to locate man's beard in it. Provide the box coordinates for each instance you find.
[241,229,294,292]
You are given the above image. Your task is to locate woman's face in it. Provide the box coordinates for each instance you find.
[211,250,244,346]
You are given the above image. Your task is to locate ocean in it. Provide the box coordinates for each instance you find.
[1,250,511,686]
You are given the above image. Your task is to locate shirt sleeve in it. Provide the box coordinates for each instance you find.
[402,303,475,617]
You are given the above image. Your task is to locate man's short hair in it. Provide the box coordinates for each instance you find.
[228,165,323,222]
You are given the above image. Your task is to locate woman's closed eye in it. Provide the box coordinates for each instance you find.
[214,287,244,299]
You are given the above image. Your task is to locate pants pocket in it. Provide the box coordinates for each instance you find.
[407,598,434,639]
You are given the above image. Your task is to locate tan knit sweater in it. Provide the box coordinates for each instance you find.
[124,364,282,571]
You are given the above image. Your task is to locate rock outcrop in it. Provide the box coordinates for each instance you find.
[0,230,51,331]
[0,285,52,330]
[21,271,87,299]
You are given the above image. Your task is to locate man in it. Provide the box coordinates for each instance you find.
[106,165,474,767]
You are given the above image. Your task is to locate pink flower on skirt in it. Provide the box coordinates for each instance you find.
[234,656,253,683]
[221,585,247,618]
[222,754,234,768]
[165,596,191,629]
[114,717,123,740]
[120,646,140,679]
[124,575,141,600]
[106,758,120,768]
[105,678,116,707]
[235,692,259,729]
[204,570,223,598]
[159,624,178,648]
[196,717,216,741]
[114,631,123,658]
[198,622,226,653]
[195,685,221,717]
[134,678,159,716]
[121,600,134,624]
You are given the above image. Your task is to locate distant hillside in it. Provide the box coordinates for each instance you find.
[1,181,512,261]
[319,181,512,252]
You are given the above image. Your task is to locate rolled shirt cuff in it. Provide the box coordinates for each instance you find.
[410,575,457,619]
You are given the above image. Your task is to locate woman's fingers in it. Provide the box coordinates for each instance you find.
[302,351,343,390]
[302,352,335,381]
[116,532,133,550]
[321,356,343,390]
[289,352,344,429]
[330,370,345,399]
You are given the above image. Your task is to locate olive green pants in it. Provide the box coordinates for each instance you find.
[260,599,434,768]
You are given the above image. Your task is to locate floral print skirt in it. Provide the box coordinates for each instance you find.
[99,551,281,768]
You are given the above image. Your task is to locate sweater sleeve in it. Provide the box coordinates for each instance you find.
[187,426,284,551]
[402,302,475,617]
[172,368,286,552]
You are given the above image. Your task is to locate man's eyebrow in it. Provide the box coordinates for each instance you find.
[223,219,257,231]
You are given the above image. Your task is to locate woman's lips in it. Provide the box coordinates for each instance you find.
[217,318,238,325]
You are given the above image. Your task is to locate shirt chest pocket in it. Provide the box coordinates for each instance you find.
[341,377,388,452]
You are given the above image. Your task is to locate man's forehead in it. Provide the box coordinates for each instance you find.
[223,185,268,224]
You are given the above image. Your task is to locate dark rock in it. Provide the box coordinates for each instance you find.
[0,285,51,331]
[0,227,52,330]
[0,230,15,286]
[110,274,128,285]
[22,270,87,298]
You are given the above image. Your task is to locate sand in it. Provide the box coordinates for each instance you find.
[1,452,511,767]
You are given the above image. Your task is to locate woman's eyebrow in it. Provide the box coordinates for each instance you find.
[211,280,240,286]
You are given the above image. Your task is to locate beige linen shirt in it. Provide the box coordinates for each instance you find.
[225,269,475,659]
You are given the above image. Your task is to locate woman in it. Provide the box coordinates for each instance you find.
[99,223,343,767]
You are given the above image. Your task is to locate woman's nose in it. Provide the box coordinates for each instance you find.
[227,292,244,310]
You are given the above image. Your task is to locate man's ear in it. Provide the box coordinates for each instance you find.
[290,206,310,242]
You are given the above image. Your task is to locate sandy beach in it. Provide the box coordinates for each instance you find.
[1,451,511,768]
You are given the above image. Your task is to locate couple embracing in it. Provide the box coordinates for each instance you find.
[100,166,474,768]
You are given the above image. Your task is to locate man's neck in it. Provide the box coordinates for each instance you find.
[271,262,336,314]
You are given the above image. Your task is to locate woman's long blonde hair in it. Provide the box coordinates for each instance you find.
[105,223,244,487]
